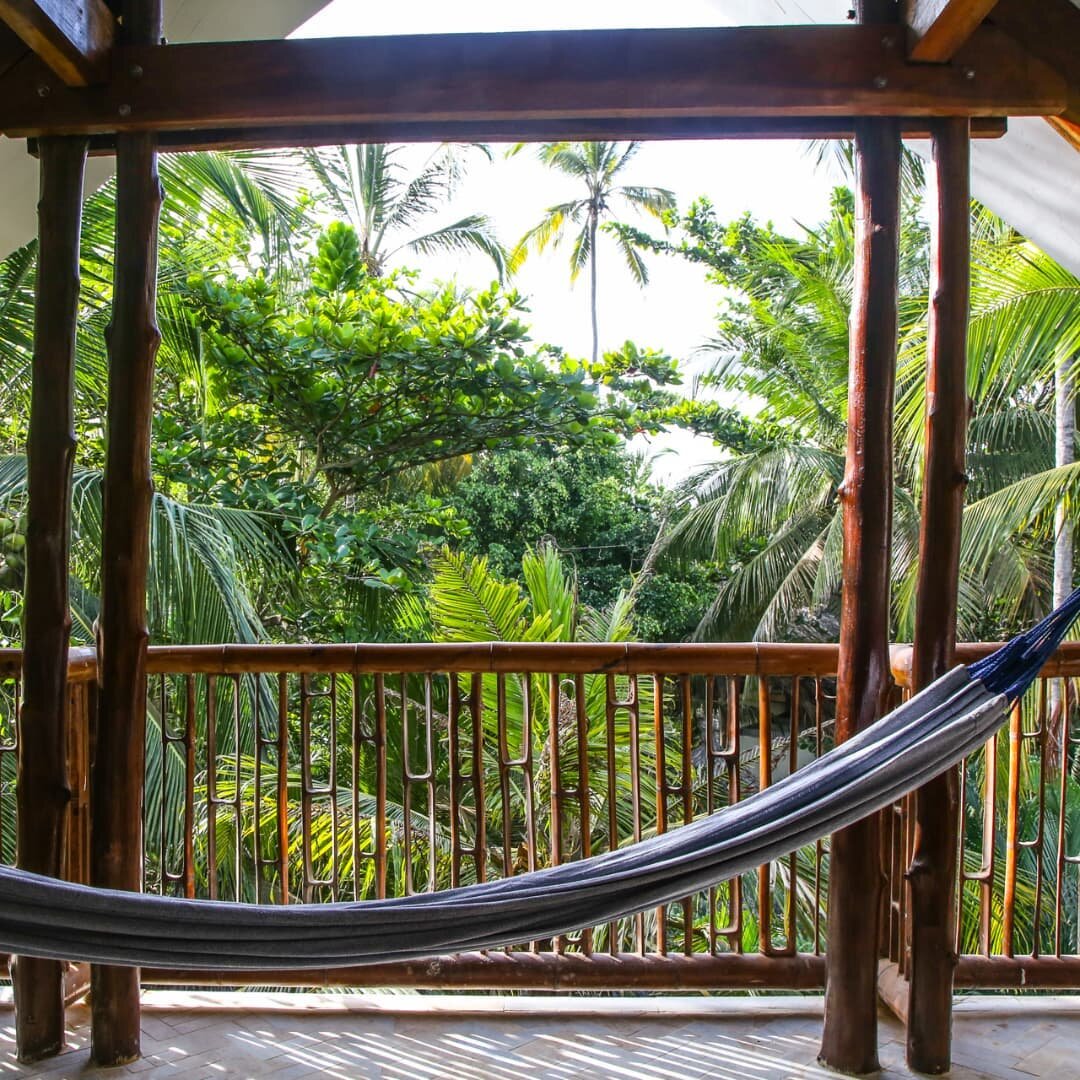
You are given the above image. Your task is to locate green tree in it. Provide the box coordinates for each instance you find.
[302,143,506,278]
[183,235,721,640]
[511,142,674,363]
[186,222,624,513]
[0,150,311,647]
[446,441,720,641]
[653,193,1080,641]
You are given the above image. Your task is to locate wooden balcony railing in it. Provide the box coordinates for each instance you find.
[0,641,1078,991]
[138,642,838,990]
[891,642,1080,989]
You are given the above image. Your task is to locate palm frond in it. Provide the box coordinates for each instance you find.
[616,184,676,219]
[404,215,508,280]
[606,222,650,287]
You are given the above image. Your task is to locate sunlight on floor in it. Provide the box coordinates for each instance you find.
[0,992,1076,1078]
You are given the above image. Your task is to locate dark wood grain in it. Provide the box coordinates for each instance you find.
[907,0,1000,62]
[0,20,28,80]
[905,117,971,1077]
[0,0,114,86]
[819,116,903,1077]
[51,117,1009,156]
[140,952,827,990]
[12,133,87,1065]
[89,0,160,1067]
[0,25,1064,138]
[990,0,1080,125]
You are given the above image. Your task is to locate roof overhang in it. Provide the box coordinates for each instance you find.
[0,0,326,258]
[1,0,1077,273]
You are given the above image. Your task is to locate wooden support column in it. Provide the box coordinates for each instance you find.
[906,117,971,1076]
[89,0,161,1066]
[819,117,902,1075]
[12,134,88,1064]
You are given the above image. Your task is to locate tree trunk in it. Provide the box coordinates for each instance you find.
[819,116,901,1077]
[1050,351,1076,763]
[1054,356,1075,600]
[906,118,971,1076]
[13,135,88,1065]
[589,213,599,365]
[90,3,163,1069]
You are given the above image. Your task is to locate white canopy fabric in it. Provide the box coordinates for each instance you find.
[968,117,1080,276]
[720,1,1080,277]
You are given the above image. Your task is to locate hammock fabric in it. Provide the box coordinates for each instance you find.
[1,588,1078,971]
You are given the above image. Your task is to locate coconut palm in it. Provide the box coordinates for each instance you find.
[511,142,674,363]
[0,149,310,450]
[661,193,1080,642]
[301,143,507,279]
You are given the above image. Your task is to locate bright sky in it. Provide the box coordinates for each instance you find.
[291,1,850,481]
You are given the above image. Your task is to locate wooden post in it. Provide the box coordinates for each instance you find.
[819,117,902,1075]
[12,135,88,1064]
[906,117,971,1075]
[90,0,162,1066]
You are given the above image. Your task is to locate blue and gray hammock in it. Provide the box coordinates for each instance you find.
[1,589,1079,970]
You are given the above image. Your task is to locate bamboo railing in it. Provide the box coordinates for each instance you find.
[890,642,1080,989]
[137,642,837,989]
[1,641,1079,991]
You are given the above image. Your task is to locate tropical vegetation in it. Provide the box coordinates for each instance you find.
[0,137,1075,964]
[641,188,1080,644]
[510,141,675,363]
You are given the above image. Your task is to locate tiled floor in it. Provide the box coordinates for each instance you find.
[0,992,1077,1078]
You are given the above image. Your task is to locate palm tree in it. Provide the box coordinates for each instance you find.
[0,149,313,641]
[511,142,674,364]
[301,143,507,279]
[660,193,1080,642]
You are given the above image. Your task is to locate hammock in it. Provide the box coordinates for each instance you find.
[1,588,1078,971]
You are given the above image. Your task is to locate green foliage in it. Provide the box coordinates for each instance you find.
[446,441,717,641]
[301,143,506,278]
[653,188,1078,641]
[0,457,292,649]
[184,228,685,512]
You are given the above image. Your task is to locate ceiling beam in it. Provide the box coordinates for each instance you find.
[1047,117,1080,154]
[907,0,1000,62]
[33,117,1008,157]
[989,0,1080,126]
[0,20,27,81]
[0,24,1064,139]
[0,0,115,86]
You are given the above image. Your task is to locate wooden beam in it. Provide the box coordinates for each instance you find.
[0,25,1065,139]
[1048,116,1080,154]
[955,956,1080,988]
[12,133,87,1066]
[89,0,159,1066]
[39,117,1008,156]
[141,952,828,990]
[819,118,902,1078]
[878,960,911,1025]
[907,0,1000,62]
[0,0,114,86]
[990,0,1080,126]
[906,117,971,1077]
[0,21,28,80]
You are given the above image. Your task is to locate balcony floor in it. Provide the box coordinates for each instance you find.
[1,991,1077,1078]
